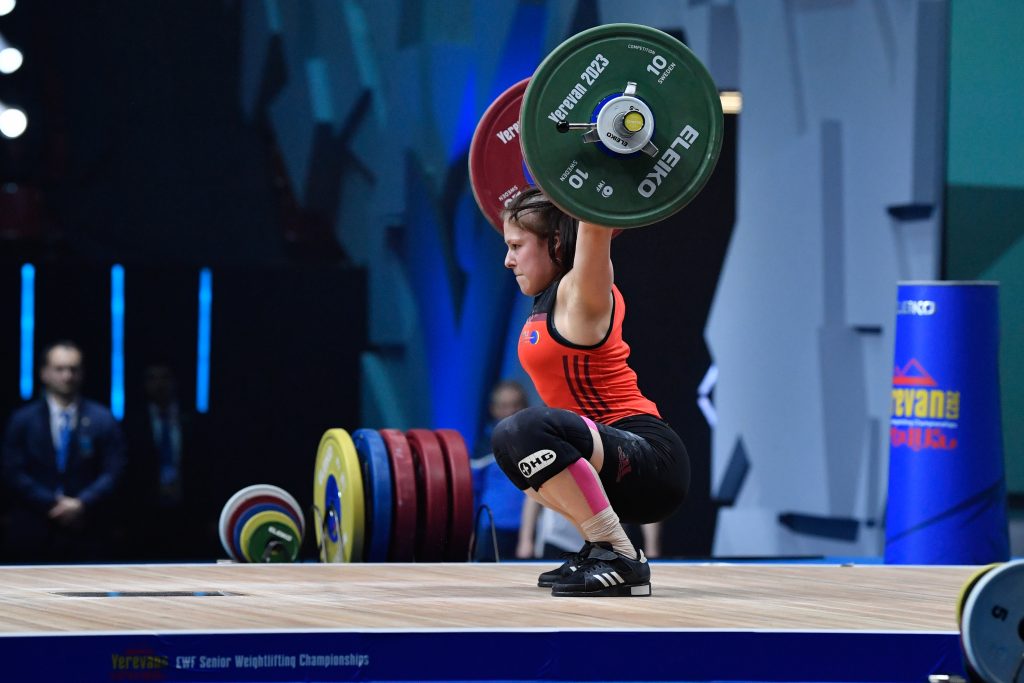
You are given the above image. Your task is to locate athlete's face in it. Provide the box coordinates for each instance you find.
[503,220,558,296]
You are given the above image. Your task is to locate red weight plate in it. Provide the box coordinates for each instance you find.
[434,429,474,561]
[469,78,532,234]
[469,78,624,239]
[379,429,417,562]
[405,429,449,562]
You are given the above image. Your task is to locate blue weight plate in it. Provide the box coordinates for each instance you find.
[353,428,394,563]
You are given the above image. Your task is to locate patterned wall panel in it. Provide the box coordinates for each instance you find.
[240,0,562,447]
[708,1,947,557]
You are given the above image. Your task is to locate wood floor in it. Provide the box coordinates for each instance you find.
[0,562,976,634]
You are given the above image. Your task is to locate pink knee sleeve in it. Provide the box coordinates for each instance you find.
[567,458,610,515]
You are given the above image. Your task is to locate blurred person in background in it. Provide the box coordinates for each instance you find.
[471,380,531,561]
[1,340,125,562]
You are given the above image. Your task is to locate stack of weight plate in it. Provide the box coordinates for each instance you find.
[218,484,306,563]
[313,428,473,563]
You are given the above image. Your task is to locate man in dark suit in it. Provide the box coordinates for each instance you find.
[1,340,126,562]
[121,361,217,560]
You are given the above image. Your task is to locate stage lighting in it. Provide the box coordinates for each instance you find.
[0,46,22,74]
[0,103,27,138]
[0,0,14,18]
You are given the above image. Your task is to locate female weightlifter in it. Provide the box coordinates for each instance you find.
[492,187,690,597]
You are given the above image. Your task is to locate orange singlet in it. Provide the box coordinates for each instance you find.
[518,279,660,424]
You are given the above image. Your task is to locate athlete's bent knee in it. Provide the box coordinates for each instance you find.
[490,406,591,491]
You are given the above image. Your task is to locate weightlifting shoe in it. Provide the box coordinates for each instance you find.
[550,542,651,597]
[537,541,594,587]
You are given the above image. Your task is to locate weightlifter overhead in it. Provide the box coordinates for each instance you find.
[491,187,690,597]
[470,23,724,596]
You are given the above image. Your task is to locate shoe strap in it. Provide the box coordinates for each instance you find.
[583,544,619,562]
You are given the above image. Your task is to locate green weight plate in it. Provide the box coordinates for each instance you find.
[520,23,723,228]
[313,428,366,563]
[242,510,301,563]
[232,501,292,562]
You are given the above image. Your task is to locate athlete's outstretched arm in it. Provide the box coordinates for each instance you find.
[559,221,614,344]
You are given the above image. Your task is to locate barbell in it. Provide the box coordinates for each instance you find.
[470,23,724,230]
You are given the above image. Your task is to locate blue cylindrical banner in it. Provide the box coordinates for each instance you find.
[885,282,1009,564]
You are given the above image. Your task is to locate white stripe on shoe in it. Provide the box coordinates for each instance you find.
[593,572,627,587]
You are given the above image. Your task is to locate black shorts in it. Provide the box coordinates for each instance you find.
[492,407,689,525]
[593,414,690,524]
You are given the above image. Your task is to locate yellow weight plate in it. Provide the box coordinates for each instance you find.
[956,562,1000,622]
[313,428,366,562]
[240,509,299,563]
